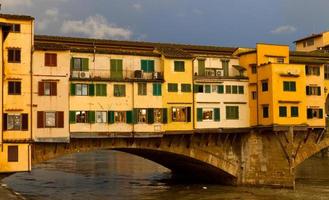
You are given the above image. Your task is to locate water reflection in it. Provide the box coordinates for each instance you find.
[3,150,329,200]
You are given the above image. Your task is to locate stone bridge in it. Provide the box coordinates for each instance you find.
[31,127,329,188]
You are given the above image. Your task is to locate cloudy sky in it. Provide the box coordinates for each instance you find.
[2,0,329,48]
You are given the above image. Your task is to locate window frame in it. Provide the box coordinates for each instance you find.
[8,81,21,95]
[113,84,126,97]
[138,82,147,96]
[45,53,57,67]
[174,61,185,72]
[8,48,21,63]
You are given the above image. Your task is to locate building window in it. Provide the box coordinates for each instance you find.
[8,146,18,162]
[75,111,88,123]
[37,111,64,128]
[138,83,147,96]
[153,83,162,96]
[181,84,191,92]
[221,59,229,77]
[141,60,154,72]
[203,109,213,121]
[291,107,299,117]
[194,85,203,93]
[154,109,163,123]
[232,85,238,94]
[226,85,232,94]
[307,108,323,119]
[171,107,191,122]
[110,59,123,79]
[73,111,95,123]
[114,84,126,97]
[96,111,107,123]
[174,61,185,72]
[262,106,269,118]
[305,65,320,76]
[45,53,57,67]
[261,80,268,92]
[276,57,284,63]
[114,111,126,123]
[205,85,211,93]
[95,84,107,96]
[251,64,257,74]
[138,109,147,123]
[38,82,57,96]
[226,106,239,120]
[75,84,89,96]
[252,91,257,100]
[4,113,28,131]
[72,57,89,71]
[168,83,178,92]
[325,64,329,80]
[279,106,287,117]
[8,48,21,63]
[306,38,314,46]
[283,81,296,91]
[10,24,21,33]
[217,85,224,94]
[8,81,21,95]
[306,86,321,96]
[238,86,244,94]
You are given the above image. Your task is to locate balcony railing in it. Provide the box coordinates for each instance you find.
[70,69,164,81]
[195,68,247,80]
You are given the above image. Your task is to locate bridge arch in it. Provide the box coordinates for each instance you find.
[32,135,240,185]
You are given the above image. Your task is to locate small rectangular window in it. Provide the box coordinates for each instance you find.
[10,24,21,33]
[279,106,287,117]
[174,61,185,72]
[168,83,178,92]
[194,85,203,93]
[262,81,268,92]
[226,106,239,120]
[96,84,107,96]
[205,85,211,93]
[45,53,57,67]
[217,85,224,94]
[45,112,56,127]
[181,84,191,92]
[277,57,284,63]
[75,84,89,96]
[154,109,163,123]
[114,111,126,123]
[72,57,89,71]
[8,48,21,63]
[96,111,107,123]
[8,146,18,162]
[75,111,88,123]
[8,81,21,95]
[226,85,232,94]
[39,82,57,96]
[251,64,257,74]
[283,81,296,92]
[291,106,299,117]
[171,107,189,122]
[263,106,269,118]
[113,84,126,97]
[138,83,147,96]
[232,85,238,94]
[202,109,213,121]
[238,86,244,94]
[138,109,147,123]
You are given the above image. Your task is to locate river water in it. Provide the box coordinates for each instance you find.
[2,150,329,200]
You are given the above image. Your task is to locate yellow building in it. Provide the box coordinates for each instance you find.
[295,31,329,52]
[0,14,34,172]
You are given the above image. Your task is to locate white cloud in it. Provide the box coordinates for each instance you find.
[132,3,142,11]
[38,8,59,31]
[61,15,132,40]
[271,25,297,34]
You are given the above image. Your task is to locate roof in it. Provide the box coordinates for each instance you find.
[289,51,329,64]
[294,33,323,43]
[0,13,34,21]
[290,51,329,58]
[34,35,237,57]
[34,42,70,51]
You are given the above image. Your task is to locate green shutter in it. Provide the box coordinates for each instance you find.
[168,83,178,92]
[307,109,313,119]
[110,59,123,79]
[69,111,76,124]
[126,111,133,124]
[70,83,76,96]
[197,108,203,122]
[88,84,95,96]
[232,85,238,94]
[96,84,101,96]
[214,108,220,121]
[70,58,74,70]
[174,61,185,72]
[108,111,114,124]
[133,109,138,124]
[279,106,287,117]
[181,84,191,92]
[149,60,155,72]
[319,109,323,118]
[217,85,224,94]
[238,86,244,94]
[82,58,89,71]
[153,83,161,96]
[291,107,299,117]
[88,111,95,123]
[186,107,191,122]
[205,85,211,93]
[198,59,205,76]
[141,60,147,72]
[147,108,154,124]
[162,108,168,124]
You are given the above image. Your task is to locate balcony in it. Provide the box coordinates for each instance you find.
[70,69,164,82]
[194,67,247,80]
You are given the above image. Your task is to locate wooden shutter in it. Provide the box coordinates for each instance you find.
[214,108,220,121]
[197,108,203,122]
[8,146,18,162]
[37,111,44,128]
[132,109,138,124]
[88,111,95,123]
[162,108,168,124]
[307,109,313,119]
[21,113,28,131]
[318,87,321,96]
[218,85,224,94]
[3,113,7,131]
[186,107,191,122]
[70,84,76,96]
[38,82,44,96]
[147,108,154,124]
[52,54,57,66]
[57,111,64,128]
[108,111,114,124]
[319,109,323,119]
[69,111,76,124]
[306,86,310,95]
[45,53,50,66]
[89,84,95,96]
[82,58,89,71]
[15,49,21,62]
[198,59,205,76]
[126,111,133,124]
[51,82,57,96]
[70,57,74,70]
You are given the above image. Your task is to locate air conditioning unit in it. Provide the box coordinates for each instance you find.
[79,71,90,79]
[216,70,223,77]
[206,70,214,77]
[134,70,143,79]
[152,72,162,80]
[71,71,80,78]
